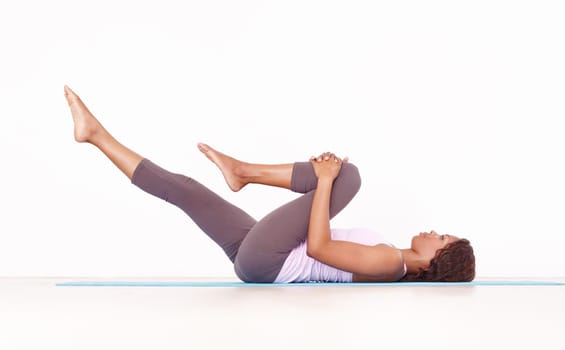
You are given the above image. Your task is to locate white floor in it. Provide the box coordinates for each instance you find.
[1,277,563,350]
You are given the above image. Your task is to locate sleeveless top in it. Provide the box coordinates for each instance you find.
[273,227,406,283]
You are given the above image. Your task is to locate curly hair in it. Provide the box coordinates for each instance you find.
[400,239,475,282]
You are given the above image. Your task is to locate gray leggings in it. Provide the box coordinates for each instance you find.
[131,158,361,282]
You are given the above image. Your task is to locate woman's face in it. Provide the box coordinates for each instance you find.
[411,230,460,260]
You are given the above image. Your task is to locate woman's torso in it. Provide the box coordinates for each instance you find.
[273,227,403,283]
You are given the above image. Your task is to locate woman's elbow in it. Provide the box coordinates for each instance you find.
[306,243,322,258]
[306,246,316,258]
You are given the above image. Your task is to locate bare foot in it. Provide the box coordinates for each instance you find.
[64,85,103,143]
[197,143,247,192]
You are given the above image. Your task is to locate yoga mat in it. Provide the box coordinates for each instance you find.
[56,280,565,287]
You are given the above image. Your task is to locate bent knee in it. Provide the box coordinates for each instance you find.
[339,162,362,193]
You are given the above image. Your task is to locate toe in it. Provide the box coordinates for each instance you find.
[197,143,211,153]
[63,86,79,104]
[64,85,76,95]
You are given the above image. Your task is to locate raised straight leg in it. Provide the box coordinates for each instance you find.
[64,85,143,180]
[64,85,257,262]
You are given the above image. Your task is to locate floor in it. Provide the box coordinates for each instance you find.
[1,277,563,350]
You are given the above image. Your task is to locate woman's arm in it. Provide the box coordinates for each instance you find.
[306,154,405,281]
[306,175,334,253]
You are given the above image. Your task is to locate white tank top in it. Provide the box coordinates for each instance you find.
[274,227,403,283]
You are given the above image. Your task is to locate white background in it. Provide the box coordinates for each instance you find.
[1,0,563,278]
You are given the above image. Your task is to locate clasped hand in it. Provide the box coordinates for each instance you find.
[309,152,349,180]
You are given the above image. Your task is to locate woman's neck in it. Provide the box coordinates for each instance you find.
[398,248,429,274]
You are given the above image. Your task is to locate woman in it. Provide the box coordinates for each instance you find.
[63,85,475,283]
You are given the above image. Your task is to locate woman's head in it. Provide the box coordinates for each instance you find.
[401,231,475,282]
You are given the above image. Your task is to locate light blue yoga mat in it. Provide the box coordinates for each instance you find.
[56,280,565,287]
